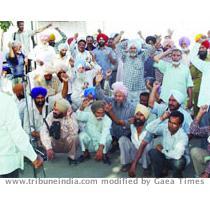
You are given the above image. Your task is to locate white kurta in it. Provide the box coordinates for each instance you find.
[0,92,37,175]
[76,110,112,153]
[190,43,210,106]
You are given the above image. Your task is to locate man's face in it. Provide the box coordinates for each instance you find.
[44,74,52,81]
[198,45,208,60]
[60,49,67,57]
[78,41,86,52]
[98,38,105,47]
[49,40,55,47]
[134,111,146,127]
[129,45,138,57]
[17,22,24,32]
[86,37,94,46]
[114,91,126,104]
[181,42,187,49]
[53,104,65,119]
[34,95,45,107]
[168,116,181,134]
[140,95,149,107]
[108,38,114,48]
[171,51,182,62]
[94,108,105,120]
[168,96,180,111]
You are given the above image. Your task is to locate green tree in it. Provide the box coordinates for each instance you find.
[0,21,13,51]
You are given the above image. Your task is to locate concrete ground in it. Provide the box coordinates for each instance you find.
[19,139,199,178]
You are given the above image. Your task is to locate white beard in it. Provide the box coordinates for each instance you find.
[172,61,180,66]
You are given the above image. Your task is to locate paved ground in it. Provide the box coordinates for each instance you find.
[20,139,200,178]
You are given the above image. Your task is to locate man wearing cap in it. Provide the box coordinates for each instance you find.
[23,86,48,140]
[71,59,100,110]
[153,48,193,108]
[190,38,210,125]
[190,39,210,115]
[77,87,97,134]
[95,73,135,150]
[92,33,117,76]
[116,32,155,106]
[48,27,67,53]
[76,100,112,164]
[40,98,81,164]
[149,81,193,134]
[119,104,152,175]
[34,64,68,111]
[28,34,56,71]
[179,36,191,67]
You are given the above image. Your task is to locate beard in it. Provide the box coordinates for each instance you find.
[115,101,123,108]
[17,94,25,100]
[172,61,180,66]
[53,112,64,119]
[96,116,103,120]
[129,52,138,57]
[98,42,105,47]
[34,100,45,108]
[182,47,190,54]
[198,51,207,60]
[133,118,145,127]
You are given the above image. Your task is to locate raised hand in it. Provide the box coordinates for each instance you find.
[95,71,103,84]
[160,111,170,121]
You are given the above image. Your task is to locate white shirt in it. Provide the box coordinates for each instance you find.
[154,60,193,102]
[12,30,35,56]
[130,124,147,149]
[146,118,189,160]
[28,44,56,70]
[190,43,210,106]
[0,92,37,175]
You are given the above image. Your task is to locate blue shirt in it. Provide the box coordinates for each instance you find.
[6,53,25,77]
[93,46,116,76]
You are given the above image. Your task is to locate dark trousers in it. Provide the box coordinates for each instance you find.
[149,149,186,178]
[0,169,19,178]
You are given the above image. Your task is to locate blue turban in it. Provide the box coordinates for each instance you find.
[84,87,96,99]
[31,87,47,99]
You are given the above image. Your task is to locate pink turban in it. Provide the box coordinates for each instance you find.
[162,38,174,48]
[112,82,128,97]
[179,37,191,47]
[40,34,49,42]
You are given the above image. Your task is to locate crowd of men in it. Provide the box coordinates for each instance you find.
[0,21,210,178]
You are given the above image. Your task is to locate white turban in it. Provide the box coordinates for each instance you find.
[169,90,185,105]
[112,82,128,97]
[55,98,71,113]
[127,39,142,52]
[43,64,56,75]
[58,43,68,52]
[135,104,150,119]
[54,61,68,73]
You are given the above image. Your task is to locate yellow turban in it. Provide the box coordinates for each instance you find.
[135,104,150,119]
[195,34,203,42]
[55,98,71,113]
[49,33,55,41]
